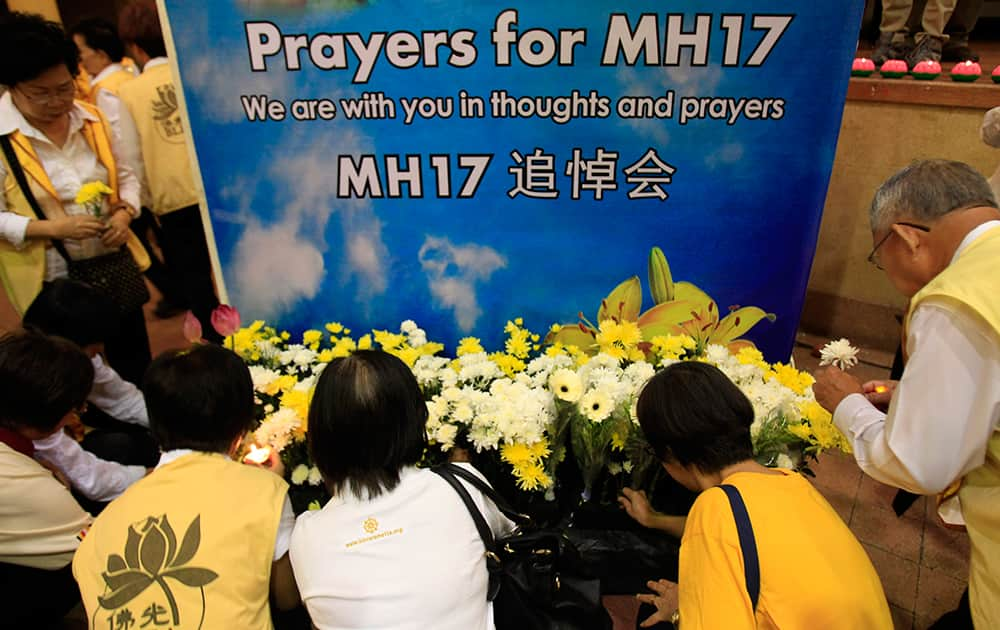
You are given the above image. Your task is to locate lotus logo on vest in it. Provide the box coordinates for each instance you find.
[363,517,379,534]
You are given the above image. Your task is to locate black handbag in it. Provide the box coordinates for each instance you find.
[432,464,612,630]
[1,135,149,313]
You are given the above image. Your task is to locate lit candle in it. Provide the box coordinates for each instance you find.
[851,57,876,77]
[911,60,941,81]
[874,385,888,394]
[879,59,908,79]
[950,60,982,82]
[244,444,272,465]
[992,64,1000,84]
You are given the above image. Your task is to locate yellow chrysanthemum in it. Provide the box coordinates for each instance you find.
[302,329,323,348]
[610,432,626,451]
[457,336,484,356]
[325,322,344,334]
[75,181,113,205]
[490,352,526,378]
[650,334,696,360]
[357,334,372,350]
[768,363,815,395]
[503,320,533,359]
[330,337,357,358]
[528,439,550,460]
[501,442,534,466]
[595,319,644,361]
[281,389,311,421]
[280,331,290,340]
[373,330,407,350]
[545,342,567,358]
[512,460,552,491]
[262,374,298,396]
[317,349,334,363]
[736,347,768,371]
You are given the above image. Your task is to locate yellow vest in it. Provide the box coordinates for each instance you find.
[117,63,200,215]
[907,224,1000,629]
[91,68,135,100]
[73,453,287,630]
[0,101,150,314]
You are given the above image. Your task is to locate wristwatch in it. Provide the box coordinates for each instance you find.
[670,609,681,627]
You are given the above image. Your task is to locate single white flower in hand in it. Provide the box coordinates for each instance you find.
[819,338,860,370]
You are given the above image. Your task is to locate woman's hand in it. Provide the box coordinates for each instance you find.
[636,579,679,628]
[619,487,659,528]
[243,447,286,478]
[100,206,133,248]
[862,379,897,410]
[32,215,105,240]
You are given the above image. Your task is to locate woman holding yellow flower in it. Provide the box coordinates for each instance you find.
[0,12,151,382]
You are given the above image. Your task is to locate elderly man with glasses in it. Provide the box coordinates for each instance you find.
[814,159,1000,630]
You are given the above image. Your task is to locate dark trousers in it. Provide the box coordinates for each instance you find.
[132,206,185,306]
[930,588,974,629]
[158,205,222,343]
[1,561,81,628]
[102,305,152,386]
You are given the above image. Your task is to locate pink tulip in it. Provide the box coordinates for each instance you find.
[211,304,241,338]
[182,311,203,344]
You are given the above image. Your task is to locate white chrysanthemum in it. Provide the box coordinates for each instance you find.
[254,407,300,452]
[624,361,655,387]
[775,453,795,469]
[623,460,634,473]
[248,365,280,392]
[432,423,459,450]
[293,347,317,367]
[400,319,418,334]
[293,375,316,392]
[703,344,731,365]
[413,356,451,389]
[579,388,614,422]
[608,462,623,475]
[290,464,310,485]
[308,466,323,486]
[549,368,583,402]
[819,338,860,370]
[453,402,474,423]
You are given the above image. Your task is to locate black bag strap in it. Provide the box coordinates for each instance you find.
[437,463,532,526]
[719,484,760,612]
[0,134,72,263]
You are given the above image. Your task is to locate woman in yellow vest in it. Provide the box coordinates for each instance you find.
[0,12,152,384]
[627,362,893,629]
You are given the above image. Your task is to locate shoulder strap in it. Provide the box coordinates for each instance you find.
[0,135,71,262]
[431,465,498,552]
[439,463,532,526]
[719,484,760,612]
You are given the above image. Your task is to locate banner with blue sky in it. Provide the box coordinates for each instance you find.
[161,0,862,359]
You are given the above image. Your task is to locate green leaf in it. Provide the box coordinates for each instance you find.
[597,276,642,324]
[102,569,151,592]
[98,574,154,610]
[173,515,202,567]
[710,307,776,344]
[106,554,127,574]
[163,567,219,588]
[124,526,141,570]
[647,247,674,304]
[139,523,167,576]
[636,300,696,339]
[545,325,596,353]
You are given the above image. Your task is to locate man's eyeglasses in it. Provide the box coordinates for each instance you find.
[867,222,931,270]
[16,82,76,106]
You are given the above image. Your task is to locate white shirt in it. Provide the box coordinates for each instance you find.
[157,449,295,562]
[90,64,147,209]
[834,220,1000,524]
[0,90,141,279]
[290,464,514,630]
[31,354,148,501]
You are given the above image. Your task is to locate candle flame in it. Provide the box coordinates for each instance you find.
[874,385,888,394]
[244,444,271,465]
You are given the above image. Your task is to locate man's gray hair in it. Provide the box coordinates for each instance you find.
[869,159,997,231]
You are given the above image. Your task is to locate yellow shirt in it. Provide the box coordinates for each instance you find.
[73,452,287,630]
[678,470,892,630]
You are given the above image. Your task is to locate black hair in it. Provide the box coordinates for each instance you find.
[142,344,255,453]
[118,0,167,60]
[636,361,755,474]
[0,12,80,86]
[70,17,126,64]
[0,331,94,433]
[22,279,117,348]
[308,350,428,500]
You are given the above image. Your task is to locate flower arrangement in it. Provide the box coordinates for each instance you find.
[75,181,113,218]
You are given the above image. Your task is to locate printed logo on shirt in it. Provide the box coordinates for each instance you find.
[346,517,403,549]
[91,514,217,629]
[363,517,379,533]
[151,84,185,144]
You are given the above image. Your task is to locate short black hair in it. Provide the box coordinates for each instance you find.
[23,279,117,348]
[70,17,126,63]
[0,12,80,86]
[142,345,255,453]
[0,331,93,433]
[308,350,428,500]
[636,361,755,473]
[118,0,167,59]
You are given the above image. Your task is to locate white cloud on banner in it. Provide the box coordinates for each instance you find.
[231,221,325,319]
[705,142,745,169]
[419,236,507,332]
